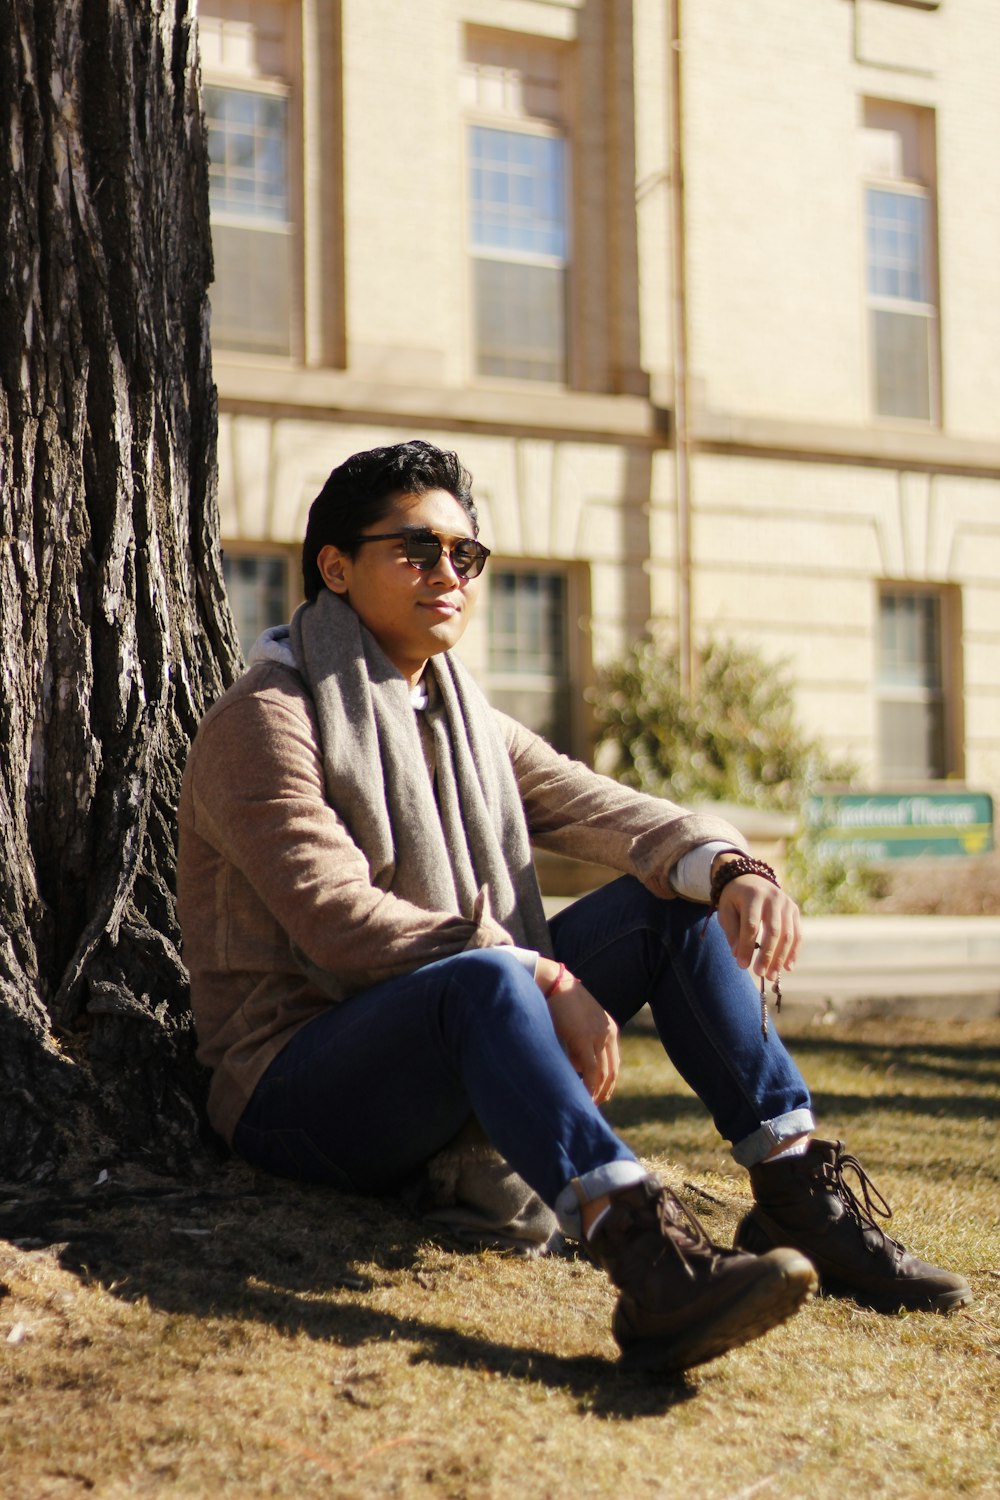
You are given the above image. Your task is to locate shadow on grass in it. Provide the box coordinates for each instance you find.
[0,1176,697,1420]
[627,1012,1000,1088]
[607,1089,999,1133]
[781,1032,1000,1092]
[614,1020,1000,1131]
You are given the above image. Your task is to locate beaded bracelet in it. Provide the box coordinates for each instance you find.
[706,855,783,1037]
[543,962,569,999]
[709,854,780,912]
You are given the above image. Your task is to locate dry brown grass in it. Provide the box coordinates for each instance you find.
[1,1016,998,1500]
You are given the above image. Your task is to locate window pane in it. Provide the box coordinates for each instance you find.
[871,307,931,420]
[866,188,930,303]
[226,92,257,128]
[474,259,565,381]
[878,699,946,781]
[223,553,289,656]
[878,592,941,690]
[205,84,288,223]
[469,126,567,259]
[210,222,292,354]
[489,572,567,674]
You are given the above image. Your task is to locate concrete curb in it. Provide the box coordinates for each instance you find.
[779,914,1000,1021]
[542,901,1000,1022]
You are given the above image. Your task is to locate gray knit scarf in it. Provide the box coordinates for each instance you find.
[287,589,552,954]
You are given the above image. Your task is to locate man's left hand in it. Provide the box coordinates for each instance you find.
[714,871,801,982]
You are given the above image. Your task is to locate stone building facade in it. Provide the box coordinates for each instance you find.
[201,0,1000,795]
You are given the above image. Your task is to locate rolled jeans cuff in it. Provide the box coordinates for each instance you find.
[730,1108,816,1168]
[554,1159,649,1239]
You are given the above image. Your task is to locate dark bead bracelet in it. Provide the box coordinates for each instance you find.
[708,854,781,912]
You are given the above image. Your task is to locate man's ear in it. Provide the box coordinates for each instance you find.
[317,543,350,595]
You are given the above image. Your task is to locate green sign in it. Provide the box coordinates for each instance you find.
[804,791,995,860]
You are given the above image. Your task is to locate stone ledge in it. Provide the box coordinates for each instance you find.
[214,357,664,443]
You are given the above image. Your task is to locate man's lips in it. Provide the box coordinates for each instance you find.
[419,597,462,616]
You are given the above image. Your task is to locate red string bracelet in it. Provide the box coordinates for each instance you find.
[543,962,568,999]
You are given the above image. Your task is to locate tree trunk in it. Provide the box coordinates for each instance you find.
[0,0,240,1182]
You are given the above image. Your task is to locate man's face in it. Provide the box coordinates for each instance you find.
[316,489,483,685]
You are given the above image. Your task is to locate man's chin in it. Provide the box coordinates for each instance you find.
[423,617,466,651]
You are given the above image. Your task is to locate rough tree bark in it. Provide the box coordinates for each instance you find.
[0,0,240,1182]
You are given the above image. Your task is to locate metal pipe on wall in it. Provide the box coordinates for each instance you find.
[668,0,694,698]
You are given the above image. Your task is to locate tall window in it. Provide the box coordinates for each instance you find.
[206,84,292,355]
[876,587,954,781]
[487,570,572,752]
[862,101,938,421]
[201,6,295,356]
[469,127,567,381]
[464,34,569,383]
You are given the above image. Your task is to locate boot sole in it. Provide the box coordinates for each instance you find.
[735,1211,973,1315]
[616,1249,817,1376]
[819,1274,973,1314]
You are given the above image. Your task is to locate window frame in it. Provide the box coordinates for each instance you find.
[466,118,572,387]
[202,58,303,359]
[462,33,574,389]
[861,94,941,427]
[864,178,939,424]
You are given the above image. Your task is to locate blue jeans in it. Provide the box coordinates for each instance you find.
[234,877,814,1235]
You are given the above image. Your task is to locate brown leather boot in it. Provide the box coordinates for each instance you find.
[734,1139,972,1313]
[587,1176,817,1374]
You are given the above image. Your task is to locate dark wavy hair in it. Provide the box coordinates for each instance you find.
[302,440,478,601]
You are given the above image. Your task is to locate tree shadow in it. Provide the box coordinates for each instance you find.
[609,1087,999,1133]
[604,1095,708,1131]
[782,1030,1000,1092]
[0,1172,698,1420]
[628,1010,1000,1085]
[616,1021,1000,1132]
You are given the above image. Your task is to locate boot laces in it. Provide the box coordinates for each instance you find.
[822,1145,901,1256]
[650,1184,725,1279]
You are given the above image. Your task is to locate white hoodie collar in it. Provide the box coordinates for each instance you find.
[248,623,296,669]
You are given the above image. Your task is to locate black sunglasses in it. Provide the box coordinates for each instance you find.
[354,528,491,579]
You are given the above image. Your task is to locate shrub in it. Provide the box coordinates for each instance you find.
[590,632,884,913]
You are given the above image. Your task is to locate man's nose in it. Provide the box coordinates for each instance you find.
[427,548,463,584]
